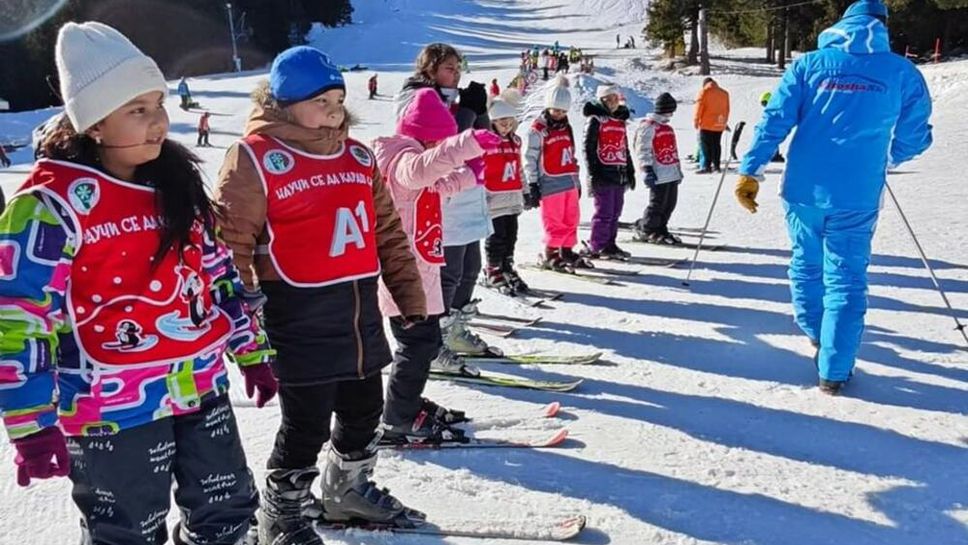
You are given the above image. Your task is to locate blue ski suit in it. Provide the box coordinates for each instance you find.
[739,9,933,380]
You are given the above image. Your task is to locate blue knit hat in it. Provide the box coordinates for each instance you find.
[269,46,345,105]
[843,0,888,19]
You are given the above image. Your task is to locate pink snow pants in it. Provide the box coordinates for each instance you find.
[540,188,580,247]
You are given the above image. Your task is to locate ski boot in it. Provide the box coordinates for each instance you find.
[661,231,683,245]
[610,243,631,259]
[258,468,324,545]
[380,407,467,446]
[600,243,631,261]
[578,242,602,260]
[442,307,501,357]
[502,259,531,294]
[317,445,424,527]
[560,247,594,269]
[818,379,846,396]
[540,247,572,272]
[429,345,480,377]
[421,397,468,425]
[483,265,514,294]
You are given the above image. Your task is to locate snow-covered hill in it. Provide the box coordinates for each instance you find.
[0,1,966,544]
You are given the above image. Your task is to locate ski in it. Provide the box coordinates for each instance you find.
[468,315,542,337]
[470,401,561,427]
[464,351,603,365]
[467,321,519,337]
[585,221,720,237]
[377,428,570,450]
[315,514,587,541]
[522,264,619,285]
[429,371,583,392]
[476,312,543,326]
[479,284,564,307]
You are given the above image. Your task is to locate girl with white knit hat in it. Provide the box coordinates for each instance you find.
[482,89,530,293]
[0,22,276,545]
[523,76,588,271]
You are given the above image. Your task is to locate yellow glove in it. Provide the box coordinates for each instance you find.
[734,175,760,214]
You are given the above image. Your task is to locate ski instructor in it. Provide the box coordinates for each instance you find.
[734,0,932,394]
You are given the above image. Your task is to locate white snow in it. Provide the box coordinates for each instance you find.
[1,1,966,544]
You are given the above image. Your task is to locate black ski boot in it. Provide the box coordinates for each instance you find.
[502,259,531,294]
[560,247,594,269]
[540,247,571,272]
[601,243,631,261]
[318,445,423,526]
[578,242,602,260]
[819,379,846,395]
[421,397,468,425]
[483,265,514,294]
[258,468,324,545]
[381,408,467,446]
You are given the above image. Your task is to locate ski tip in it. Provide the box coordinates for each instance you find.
[543,428,569,447]
[553,514,588,540]
[543,401,562,418]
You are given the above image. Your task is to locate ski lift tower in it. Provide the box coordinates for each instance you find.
[226,2,242,72]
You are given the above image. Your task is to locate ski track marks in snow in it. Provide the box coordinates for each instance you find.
[0,2,967,544]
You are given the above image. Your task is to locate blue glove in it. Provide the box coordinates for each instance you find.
[644,166,658,187]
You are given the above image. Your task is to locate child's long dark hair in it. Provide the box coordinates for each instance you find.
[39,114,219,264]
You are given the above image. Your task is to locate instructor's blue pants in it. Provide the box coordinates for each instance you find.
[783,201,879,381]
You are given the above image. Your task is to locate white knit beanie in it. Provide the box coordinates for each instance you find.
[56,22,168,132]
[488,88,522,120]
[545,78,572,111]
[596,83,621,100]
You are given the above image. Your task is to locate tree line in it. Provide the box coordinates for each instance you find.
[0,0,354,111]
[645,0,968,67]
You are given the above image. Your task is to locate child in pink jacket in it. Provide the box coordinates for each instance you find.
[373,88,500,444]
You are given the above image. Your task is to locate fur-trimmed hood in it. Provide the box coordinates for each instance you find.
[245,79,359,155]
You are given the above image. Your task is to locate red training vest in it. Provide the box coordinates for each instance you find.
[483,136,523,193]
[241,134,381,287]
[596,117,628,166]
[533,119,579,177]
[645,119,680,166]
[19,160,233,368]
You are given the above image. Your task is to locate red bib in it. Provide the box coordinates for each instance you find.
[533,120,578,176]
[483,136,523,193]
[596,117,628,166]
[646,120,680,166]
[20,160,232,368]
[241,135,381,287]
[412,188,444,265]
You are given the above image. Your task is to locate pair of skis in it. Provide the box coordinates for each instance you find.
[315,514,587,541]
[429,350,603,392]
[361,402,586,539]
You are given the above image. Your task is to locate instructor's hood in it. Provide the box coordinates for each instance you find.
[817,14,890,55]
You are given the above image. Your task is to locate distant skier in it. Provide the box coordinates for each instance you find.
[369,73,378,99]
[196,112,211,147]
[489,78,500,97]
[177,76,192,110]
[735,0,933,394]
[0,145,9,168]
[615,34,620,48]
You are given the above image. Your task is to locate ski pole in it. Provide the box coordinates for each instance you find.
[885,181,968,347]
[682,156,732,287]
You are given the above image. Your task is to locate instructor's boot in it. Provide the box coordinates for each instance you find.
[258,468,324,545]
[319,446,422,526]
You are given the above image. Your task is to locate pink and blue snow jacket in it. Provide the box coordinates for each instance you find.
[0,187,272,441]
[739,13,933,210]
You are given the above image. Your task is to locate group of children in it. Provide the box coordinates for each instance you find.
[0,22,688,545]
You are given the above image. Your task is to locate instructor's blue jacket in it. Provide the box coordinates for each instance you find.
[740,14,933,210]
